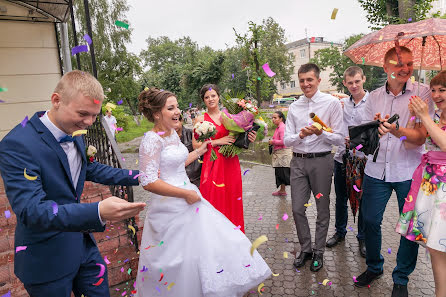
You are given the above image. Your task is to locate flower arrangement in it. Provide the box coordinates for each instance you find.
[86,145,97,163]
[193,121,218,161]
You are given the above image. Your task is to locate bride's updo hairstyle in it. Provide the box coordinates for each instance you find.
[138,88,176,122]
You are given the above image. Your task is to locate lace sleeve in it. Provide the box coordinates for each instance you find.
[139,132,163,186]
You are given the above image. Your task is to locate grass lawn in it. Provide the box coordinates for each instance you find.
[116,118,154,143]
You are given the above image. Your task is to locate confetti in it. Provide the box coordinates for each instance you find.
[262,63,276,77]
[283,252,288,259]
[128,225,136,235]
[196,207,199,213]
[410,116,416,121]
[304,203,312,207]
[314,261,319,267]
[216,269,224,273]
[4,210,11,219]
[133,173,142,179]
[104,256,111,264]
[1,292,11,297]
[331,8,339,20]
[15,246,27,253]
[250,235,268,256]
[391,72,396,79]
[389,60,398,65]
[411,76,416,83]
[96,263,105,277]
[93,278,104,286]
[353,185,361,192]
[198,159,203,163]
[257,77,261,81]
[117,99,123,105]
[362,57,365,65]
[167,282,175,290]
[245,264,251,267]
[258,283,265,295]
[400,136,407,141]
[272,272,280,277]
[408,18,412,22]
[21,116,28,128]
[275,224,279,230]
[71,45,88,55]
[24,168,38,181]
[379,35,383,40]
[0,99,4,103]
[0,87,8,92]
[212,181,225,187]
[157,131,165,135]
[315,193,323,199]
[405,195,413,203]
[269,104,275,108]
[127,268,132,275]
[234,225,241,230]
[52,202,58,215]
[189,103,192,108]
[258,214,263,220]
[322,279,332,286]
[231,73,235,79]
[93,99,101,104]
[356,144,363,150]
[237,197,242,200]
[83,34,92,45]
[115,20,129,29]
[243,169,250,175]
[388,248,392,254]
[282,213,288,221]
[72,130,87,137]
[353,276,358,282]
[129,170,132,175]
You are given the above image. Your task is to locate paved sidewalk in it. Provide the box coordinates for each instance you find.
[114,151,435,296]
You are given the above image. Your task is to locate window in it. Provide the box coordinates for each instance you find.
[281,82,286,89]
[290,81,296,88]
[300,49,306,58]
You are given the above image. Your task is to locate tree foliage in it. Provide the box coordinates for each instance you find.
[310,34,386,93]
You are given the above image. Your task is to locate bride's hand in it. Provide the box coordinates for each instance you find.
[198,140,210,155]
[185,190,201,204]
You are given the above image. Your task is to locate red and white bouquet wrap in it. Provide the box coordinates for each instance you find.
[193,121,218,161]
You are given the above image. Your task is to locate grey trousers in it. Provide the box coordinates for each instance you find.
[290,153,334,255]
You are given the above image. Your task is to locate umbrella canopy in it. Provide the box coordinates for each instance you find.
[344,18,446,70]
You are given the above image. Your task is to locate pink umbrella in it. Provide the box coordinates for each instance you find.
[344,18,446,71]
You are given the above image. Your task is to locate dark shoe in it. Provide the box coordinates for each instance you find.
[359,239,366,258]
[391,284,408,297]
[293,252,313,268]
[354,269,383,287]
[326,233,345,248]
[310,253,323,272]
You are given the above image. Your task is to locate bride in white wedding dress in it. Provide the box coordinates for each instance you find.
[134,88,271,297]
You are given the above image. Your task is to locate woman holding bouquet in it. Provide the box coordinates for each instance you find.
[395,71,446,297]
[193,84,256,233]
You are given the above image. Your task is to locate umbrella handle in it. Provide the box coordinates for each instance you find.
[418,36,427,96]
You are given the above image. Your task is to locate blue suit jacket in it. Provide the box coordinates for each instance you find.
[0,112,139,284]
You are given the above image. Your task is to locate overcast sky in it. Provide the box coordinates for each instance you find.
[126,0,372,54]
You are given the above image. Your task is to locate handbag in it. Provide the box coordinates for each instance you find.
[233,123,261,149]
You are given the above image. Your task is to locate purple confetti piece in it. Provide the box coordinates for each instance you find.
[237,197,241,200]
[71,45,89,56]
[16,246,27,253]
[156,287,161,293]
[106,235,110,239]
[157,131,165,135]
[21,116,28,128]
[285,238,288,242]
[83,34,92,45]
[243,169,249,175]
[400,136,407,141]
[196,207,199,213]
[216,269,224,273]
[388,248,392,254]
[117,99,123,105]
[295,268,300,272]
[133,173,142,179]
[244,264,251,267]
[189,103,192,108]
[348,226,354,231]
[282,213,288,221]
[408,18,412,22]
[124,258,129,263]
[52,202,58,216]
[4,210,11,219]
[0,99,5,103]
[234,225,241,230]
[1,291,11,297]
[269,104,274,107]
[209,87,212,91]
[410,116,416,121]
[116,127,123,131]
[120,267,124,273]
[355,144,363,150]
[231,73,234,79]
[258,215,262,220]
[129,170,132,175]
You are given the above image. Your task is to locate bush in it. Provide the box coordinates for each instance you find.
[102,105,132,131]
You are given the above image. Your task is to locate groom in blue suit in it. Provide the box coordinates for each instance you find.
[0,70,146,297]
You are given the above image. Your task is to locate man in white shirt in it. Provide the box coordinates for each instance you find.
[104,109,117,138]
[284,63,344,272]
[326,66,368,258]
[354,47,434,297]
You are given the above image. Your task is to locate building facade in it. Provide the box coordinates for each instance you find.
[276,37,342,97]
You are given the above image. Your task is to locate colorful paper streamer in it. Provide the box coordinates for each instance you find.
[115,20,129,29]
[71,45,88,56]
[96,263,105,277]
[261,63,276,77]
[250,235,268,256]
[83,34,92,45]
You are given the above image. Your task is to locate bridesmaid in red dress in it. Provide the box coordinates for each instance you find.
[193,84,256,233]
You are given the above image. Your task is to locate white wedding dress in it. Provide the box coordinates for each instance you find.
[135,130,271,297]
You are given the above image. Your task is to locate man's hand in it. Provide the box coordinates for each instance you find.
[248,130,257,143]
[99,196,146,222]
[299,125,322,138]
[378,114,398,137]
[184,190,201,204]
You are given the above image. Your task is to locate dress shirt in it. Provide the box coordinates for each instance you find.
[333,92,369,163]
[104,115,117,138]
[284,90,344,153]
[271,121,287,151]
[40,112,104,224]
[362,80,434,182]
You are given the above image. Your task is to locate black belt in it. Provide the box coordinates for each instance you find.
[293,151,331,158]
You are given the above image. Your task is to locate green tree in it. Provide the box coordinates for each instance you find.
[310,34,386,93]
[358,0,435,29]
[234,17,294,102]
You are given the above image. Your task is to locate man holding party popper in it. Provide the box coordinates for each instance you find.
[284,63,344,272]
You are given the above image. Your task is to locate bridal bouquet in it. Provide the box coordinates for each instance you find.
[193,121,218,161]
[219,96,268,157]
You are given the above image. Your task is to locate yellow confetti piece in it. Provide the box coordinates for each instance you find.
[105,102,117,110]
[272,272,280,277]
[72,130,87,137]
[24,168,37,181]
[128,225,136,235]
[389,60,398,65]
[411,76,415,83]
[212,181,225,187]
[322,279,331,286]
[198,159,203,163]
[283,252,288,259]
[312,122,323,130]
[304,203,312,207]
[167,282,175,290]
[379,35,383,40]
[258,283,265,295]
[331,8,339,20]
[144,87,149,91]
[250,235,268,256]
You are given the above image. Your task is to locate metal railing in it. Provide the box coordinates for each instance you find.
[84,116,139,251]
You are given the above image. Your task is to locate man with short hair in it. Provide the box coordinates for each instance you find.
[0,70,146,297]
[104,109,117,138]
[284,63,344,272]
[354,47,434,297]
[326,66,368,258]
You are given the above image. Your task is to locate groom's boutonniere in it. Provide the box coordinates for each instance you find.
[86,145,97,163]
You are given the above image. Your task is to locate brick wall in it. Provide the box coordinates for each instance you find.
[0,177,142,297]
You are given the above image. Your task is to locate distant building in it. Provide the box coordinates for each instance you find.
[431,0,446,15]
[276,37,343,98]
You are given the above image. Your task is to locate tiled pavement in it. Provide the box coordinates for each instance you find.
[113,152,435,297]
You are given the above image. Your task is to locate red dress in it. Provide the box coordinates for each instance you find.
[199,113,245,233]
